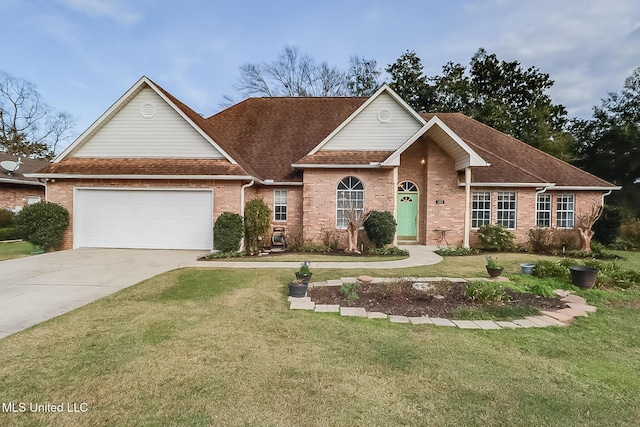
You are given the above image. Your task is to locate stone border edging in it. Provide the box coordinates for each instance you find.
[288,277,598,330]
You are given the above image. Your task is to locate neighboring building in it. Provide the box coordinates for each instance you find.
[29,76,620,250]
[0,153,47,212]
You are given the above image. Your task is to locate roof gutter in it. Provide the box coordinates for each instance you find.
[24,173,257,180]
[291,163,383,169]
[0,178,46,187]
[459,182,555,188]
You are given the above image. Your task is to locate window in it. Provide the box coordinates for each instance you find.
[557,194,575,228]
[336,176,364,229]
[536,194,552,227]
[472,191,491,228]
[274,190,287,221]
[398,181,418,192]
[496,192,517,229]
[26,196,41,205]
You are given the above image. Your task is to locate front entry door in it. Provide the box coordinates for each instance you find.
[397,193,418,240]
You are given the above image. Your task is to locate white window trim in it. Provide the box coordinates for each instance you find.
[535,194,552,228]
[336,177,364,229]
[556,194,575,228]
[273,190,288,222]
[471,191,491,229]
[496,191,517,229]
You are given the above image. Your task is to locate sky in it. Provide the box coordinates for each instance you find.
[1,0,639,142]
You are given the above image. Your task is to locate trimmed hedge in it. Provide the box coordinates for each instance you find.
[15,202,69,251]
[214,212,244,252]
[363,210,396,248]
[0,227,22,241]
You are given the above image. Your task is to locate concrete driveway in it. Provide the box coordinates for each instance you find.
[0,248,205,339]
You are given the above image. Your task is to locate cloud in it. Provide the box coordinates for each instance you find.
[56,0,140,25]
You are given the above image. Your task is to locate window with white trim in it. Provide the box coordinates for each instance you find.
[274,190,287,221]
[336,176,364,229]
[556,194,575,228]
[471,191,491,228]
[536,194,552,228]
[496,192,517,229]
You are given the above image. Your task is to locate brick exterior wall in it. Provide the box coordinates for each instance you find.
[0,184,45,211]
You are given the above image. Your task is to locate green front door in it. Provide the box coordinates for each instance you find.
[397,193,418,239]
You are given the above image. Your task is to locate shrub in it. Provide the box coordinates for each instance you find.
[286,225,304,252]
[532,260,571,280]
[527,227,581,253]
[465,281,507,303]
[214,212,244,252]
[619,220,640,248]
[339,282,360,301]
[15,202,69,251]
[244,198,272,253]
[435,246,480,256]
[368,246,409,256]
[363,210,396,248]
[477,224,516,251]
[0,228,22,241]
[593,205,622,245]
[0,209,15,228]
[320,228,340,251]
[302,243,332,253]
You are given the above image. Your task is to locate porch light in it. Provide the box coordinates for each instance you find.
[420,158,426,165]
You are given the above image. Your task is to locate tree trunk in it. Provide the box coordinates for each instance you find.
[346,223,361,253]
[577,227,594,253]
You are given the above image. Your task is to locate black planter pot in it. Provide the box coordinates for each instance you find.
[288,282,309,298]
[295,272,313,283]
[486,266,504,278]
[569,266,598,289]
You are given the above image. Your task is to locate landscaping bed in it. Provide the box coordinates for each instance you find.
[308,280,568,318]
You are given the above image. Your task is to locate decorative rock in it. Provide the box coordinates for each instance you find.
[357,275,373,284]
[412,282,436,292]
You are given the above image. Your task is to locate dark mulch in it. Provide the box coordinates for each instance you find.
[308,281,568,318]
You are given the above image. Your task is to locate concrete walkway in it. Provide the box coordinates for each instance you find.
[185,245,443,269]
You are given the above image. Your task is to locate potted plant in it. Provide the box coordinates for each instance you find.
[485,256,504,278]
[288,278,309,298]
[295,261,313,283]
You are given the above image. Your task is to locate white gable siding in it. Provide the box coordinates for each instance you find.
[72,87,224,159]
[321,92,423,151]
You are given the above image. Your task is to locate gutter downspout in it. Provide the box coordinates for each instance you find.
[601,190,612,206]
[463,167,471,249]
[239,180,255,252]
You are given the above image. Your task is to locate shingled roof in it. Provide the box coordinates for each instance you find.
[0,153,48,186]
[422,113,616,188]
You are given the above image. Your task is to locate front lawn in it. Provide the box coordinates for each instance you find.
[0,255,639,426]
[0,241,34,261]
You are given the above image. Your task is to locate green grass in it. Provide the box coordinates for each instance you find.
[0,253,639,426]
[207,252,407,262]
[0,240,34,261]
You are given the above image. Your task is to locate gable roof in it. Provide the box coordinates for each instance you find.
[422,113,618,189]
[0,154,47,187]
[206,97,366,181]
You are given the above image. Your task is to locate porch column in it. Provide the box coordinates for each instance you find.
[463,167,471,248]
[392,166,398,246]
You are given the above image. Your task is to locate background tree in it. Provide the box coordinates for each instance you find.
[571,66,640,217]
[385,50,433,112]
[346,55,381,96]
[0,70,75,160]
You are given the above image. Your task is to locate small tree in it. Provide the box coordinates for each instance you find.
[344,204,371,254]
[213,212,244,252]
[363,211,396,248]
[15,202,69,251]
[244,198,272,253]
[576,204,603,253]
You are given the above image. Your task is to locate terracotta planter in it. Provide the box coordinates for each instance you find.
[288,282,309,298]
[569,266,598,289]
[486,266,504,278]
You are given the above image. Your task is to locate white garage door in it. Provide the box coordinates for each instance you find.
[75,189,213,250]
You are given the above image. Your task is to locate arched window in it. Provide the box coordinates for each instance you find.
[398,181,418,192]
[336,176,364,229]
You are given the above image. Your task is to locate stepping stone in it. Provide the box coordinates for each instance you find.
[340,307,367,318]
[389,315,410,323]
[409,317,433,325]
[452,320,482,329]
[290,300,315,310]
[315,304,340,313]
[525,316,555,327]
[489,276,510,282]
[367,312,387,319]
[357,275,373,284]
[513,319,537,328]
[326,279,343,287]
[308,282,326,288]
[288,296,311,302]
[556,307,589,318]
[495,321,522,329]
[531,315,567,327]
[444,278,467,283]
[473,320,502,330]
[553,289,571,298]
[371,277,394,283]
[340,277,358,284]
[562,294,587,304]
[430,318,456,327]
[541,310,574,323]
[422,277,443,282]
[567,303,597,313]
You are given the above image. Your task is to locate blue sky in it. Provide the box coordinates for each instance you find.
[2,0,639,139]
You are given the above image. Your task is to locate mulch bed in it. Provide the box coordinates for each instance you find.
[307,281,568,318]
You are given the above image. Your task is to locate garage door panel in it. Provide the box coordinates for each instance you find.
[75,189,213,250]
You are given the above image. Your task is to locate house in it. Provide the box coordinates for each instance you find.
[0,153,47,212]
[28,76,620,250]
